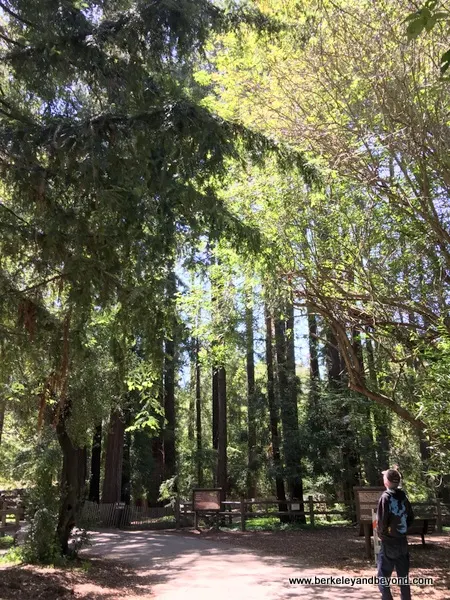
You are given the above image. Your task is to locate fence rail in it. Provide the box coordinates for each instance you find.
[79,497,450,532]
[80,501,175,529]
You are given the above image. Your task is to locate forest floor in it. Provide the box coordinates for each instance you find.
[190,525,450,599]
[0,527,448,599]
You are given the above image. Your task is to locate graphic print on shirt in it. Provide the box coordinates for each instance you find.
[389,496,407,533]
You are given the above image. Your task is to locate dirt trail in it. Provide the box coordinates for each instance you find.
[83,529,378,599]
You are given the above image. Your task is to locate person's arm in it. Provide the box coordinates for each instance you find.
[377,493,390,539]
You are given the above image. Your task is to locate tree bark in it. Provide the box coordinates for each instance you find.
[308,309,320,381]
[195,338,203,486]
[326,328,360,515]
[353,328,378,486]
[88,423,102,503]
[102,409,125,504]
[163,335,176,481]
[275,304,305,519]
[0,399,6,446]
[212,367,219,453]
[265,306,287,511]
[365,335,390,472]
[121,414,131,504]
[216,365,227,498]
[246,297,257,500]
[56,413,87,554]
[163,270,177,481]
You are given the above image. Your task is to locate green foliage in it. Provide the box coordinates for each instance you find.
[405,1,450,74]
[22,508,60,564]
[0,536,14,549]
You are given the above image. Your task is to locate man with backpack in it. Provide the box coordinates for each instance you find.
[377,468,415,600]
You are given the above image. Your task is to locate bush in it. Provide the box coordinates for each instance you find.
[22,508,60,564]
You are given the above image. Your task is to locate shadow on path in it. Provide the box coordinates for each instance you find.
[82,529,380,599]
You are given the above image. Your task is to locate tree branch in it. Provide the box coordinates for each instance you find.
[0,1,34,27]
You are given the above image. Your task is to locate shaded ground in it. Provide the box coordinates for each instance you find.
[187,526,450,599]
[82,529,378,599]
[0,527,448,599]
[0,558,153,600]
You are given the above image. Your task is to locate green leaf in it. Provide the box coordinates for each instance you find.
[440,49,450,74]
[406,17,427,39]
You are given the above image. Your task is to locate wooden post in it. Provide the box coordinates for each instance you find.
[240,498,246,532]
[436,498,443,533]
[1,511,6,528]
[175,496,180,530]
[308,496,315,527]
[363,522,372,559]
[15,510,20,527]
[194,511,198,530]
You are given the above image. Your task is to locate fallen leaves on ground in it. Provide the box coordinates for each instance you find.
[183,526,450,599]
[0,558,153,600]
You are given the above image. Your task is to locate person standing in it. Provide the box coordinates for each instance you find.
[377,468,414,600]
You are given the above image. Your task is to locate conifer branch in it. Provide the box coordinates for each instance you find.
[0,1,34,27]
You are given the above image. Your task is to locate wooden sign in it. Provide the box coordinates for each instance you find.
[192,488,222,512]
[354,486,384,522]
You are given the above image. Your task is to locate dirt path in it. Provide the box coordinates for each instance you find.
[82,529,379,599]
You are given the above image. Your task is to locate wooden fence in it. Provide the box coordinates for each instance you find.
[0,508,22,535]
[79,501,175,529]
[180,497,450,532]
[79,497,450,532]
[179,497,347,531]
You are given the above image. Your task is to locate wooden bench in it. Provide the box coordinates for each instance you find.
[407,518,436,545]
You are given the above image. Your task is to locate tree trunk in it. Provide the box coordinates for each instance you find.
[212,364,219,488]
[216,366,227,497]
[102,409,125,504]
[121,412,131,504]
[366,335,390,472]
[195,338,203,486]
[88,423,102,503]
[308,309,320,381]
[285,302,305,515]
[265,305,287,512]
[0,399,6,446]
[246,296,257,499]
[164,337,176,481]
[352,328,377,485]
[326,328,360,516]
[56,414,87,554]
[275,303,305,520]
[188,355,195,442]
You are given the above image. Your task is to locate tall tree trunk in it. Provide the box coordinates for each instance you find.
[366,334,390,473]
[308,309,320,382]
[164,336,176,481]
[102,409,125,504]
[275,303,305,520]
[0,399,6,446]
[212,366,219,454]
[188,354,195,442]
[121,411,131,504]
[149,373,166,505]
[352,328,377,486]
[163,270,177,481]
[56,410,87,554]
[216,366,227,498]
[265,305,287,512]
[88,423,102,503]
[246,296,257,499]
[195,338,203,486]
[326,328,360,516]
